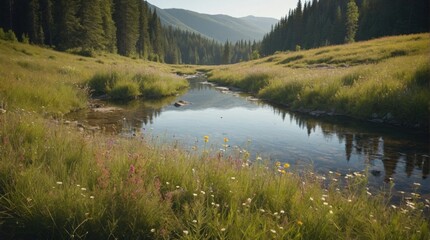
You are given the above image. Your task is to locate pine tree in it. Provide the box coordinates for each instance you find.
[114,0,139,56]
[28,0,43,44]
[149,9,164,62]
[40,0,53,45]
[345,0,359,43]
[222,41,230,64]
[80,0,104,51]
[136,1,150,58]
[100,0,116,53]
[54,0,82,50]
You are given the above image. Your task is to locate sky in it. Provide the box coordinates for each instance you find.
[147,0,299,19]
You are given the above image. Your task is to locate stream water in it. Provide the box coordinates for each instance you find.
[70,75,430,200]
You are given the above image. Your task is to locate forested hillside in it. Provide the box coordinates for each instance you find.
[261,0,429,55]
[0,0,256,65]
[148,3,278,42]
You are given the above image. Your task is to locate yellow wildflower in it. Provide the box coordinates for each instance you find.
[204,135,209,143]
[284,163,290,169]
[224,137,229,143]
[297,220,303,226]
[275,161,281,167]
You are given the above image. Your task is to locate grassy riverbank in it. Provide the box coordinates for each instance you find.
[207,34,430,130]
[0,39,429,239]
[0,40,188,115]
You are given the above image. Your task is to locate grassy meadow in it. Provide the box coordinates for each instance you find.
[207,34,430,130]
[0,38,429,239]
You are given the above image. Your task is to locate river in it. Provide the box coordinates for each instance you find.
[70,75,430,200]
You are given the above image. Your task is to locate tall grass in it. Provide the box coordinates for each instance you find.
[87,71,188,101]
[208,34,430,129]
[0,112,428,239]
[0,39,189,114]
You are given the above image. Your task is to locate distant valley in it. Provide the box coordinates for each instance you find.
[148,2,278,42]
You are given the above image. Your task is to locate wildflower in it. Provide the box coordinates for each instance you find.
[411,193,420,197]
[166,182,170,185]
[193,193,198,197]
[224,137,229,143]
[275,161,281,167]
[81,188,87,191]
[247,198,252,204]
[221,228,226,232]
[309,197,314,201]
[284,163,290,169]
[192,220,197,223]
[90,196,95,199]
[321,197,326,201]
[176,186,180,189]
[279,226,284,230]
[278,169,286,174]
[183,230,189,235]
[76,184,80,187]
[270,229,277,234]
[348,199,352,203]
[259,208,265,213]
[215,204,220,208]
[150,229,155,233]
[366,191,372,196]
[280,210,285,214]
[204,135,209,143]
[391,205,397,209]
[329,210,333,214]
[256,156,262,161]
[274,212,279,216]
[413,182,421,187]
[231,177,236,180]
[129,164,135,175]
[211,202,215,206]
[323,202,328,206]
[56,181,63,185]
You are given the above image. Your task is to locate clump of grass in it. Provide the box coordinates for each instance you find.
[87,71,188,101]
[133,72,188,98]
[109,80,140,100]
[87,72,120,96]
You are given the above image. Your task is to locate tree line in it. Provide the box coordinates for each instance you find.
[261,0,429,55]
[0,0,256,65]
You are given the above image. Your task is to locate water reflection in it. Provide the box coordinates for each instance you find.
[268,102,429,184]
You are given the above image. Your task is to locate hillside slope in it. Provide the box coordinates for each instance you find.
[148,3,277,42]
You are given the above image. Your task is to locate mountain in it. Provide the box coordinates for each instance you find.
[147,3,278,43]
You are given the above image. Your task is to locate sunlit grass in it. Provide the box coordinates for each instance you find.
[0,112,428,239]
[208,34,430,128]
[0,40,189,115]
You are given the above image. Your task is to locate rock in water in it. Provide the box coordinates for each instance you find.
[174,100,190,107]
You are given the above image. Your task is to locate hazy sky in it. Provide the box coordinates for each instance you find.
[148,0,299,19]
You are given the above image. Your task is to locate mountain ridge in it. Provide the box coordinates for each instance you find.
[147,3,278,42]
